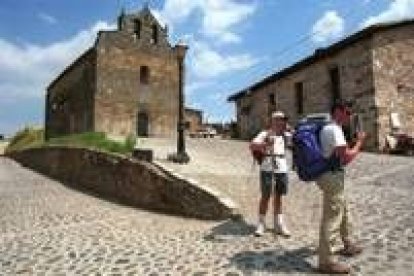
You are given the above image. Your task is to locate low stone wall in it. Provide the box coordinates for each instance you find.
[7,147,237,220]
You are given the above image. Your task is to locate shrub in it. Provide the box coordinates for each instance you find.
[5,127,44,153]
[6,130,136,155]
[46,132,135,155]
[125,134,137,151]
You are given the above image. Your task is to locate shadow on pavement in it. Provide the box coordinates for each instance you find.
[229,247,317,274]
[204,218,255,241]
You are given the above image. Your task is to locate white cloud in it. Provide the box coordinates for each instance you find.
[200,0,256,44]
[207,92,228,103]
[204,112,228,123]
[155,0,256,44]
[38,12,57,25]
[151,10,169,29]
[190,41,258,78]
[187,101,203,111]
[159,0,200,23]
[153,0,200,34]
[362,0,414,27]
[0,21,115,101]
[311,10,345,43]
[186,81,210,96]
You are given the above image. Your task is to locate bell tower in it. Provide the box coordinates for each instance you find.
[116,2,169,48]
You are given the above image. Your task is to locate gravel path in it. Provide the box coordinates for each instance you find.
[1,138,414,275]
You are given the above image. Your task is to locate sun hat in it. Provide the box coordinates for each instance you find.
[271,111,287,120]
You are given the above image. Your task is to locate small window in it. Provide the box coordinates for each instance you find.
[140,66,150,84]
[51,102,58,112]
[134,19,141,38]
[269,93,275,106]
[151,24,158,44]
[295,82,304,115]
[241,105,251,116]
[329,66,341,104]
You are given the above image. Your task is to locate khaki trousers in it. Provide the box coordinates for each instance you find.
[316,170,352,264]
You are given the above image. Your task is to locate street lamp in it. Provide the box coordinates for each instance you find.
[169,40,190,163]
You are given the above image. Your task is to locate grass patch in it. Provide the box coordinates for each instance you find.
[46,132,136,154]
[5,130,136,155]
[5,127,45,154]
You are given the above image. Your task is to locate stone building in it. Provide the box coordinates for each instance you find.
[45,7,183,139]
[228,20,414,151]
[185,107,203,133]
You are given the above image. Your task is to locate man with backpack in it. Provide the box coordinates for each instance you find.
[313,100,366,274]
[250,111,292,237]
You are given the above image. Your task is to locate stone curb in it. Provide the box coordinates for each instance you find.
[7,147,240,220]
[152,160,241,219]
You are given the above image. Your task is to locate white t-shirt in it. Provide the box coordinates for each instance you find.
[319,123,347,158]
[252,130,289,173]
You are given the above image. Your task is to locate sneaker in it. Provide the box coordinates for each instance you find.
[274,223,291,237]
[317,261,351,274]
[338,243,363,257]
[254,222,265,237]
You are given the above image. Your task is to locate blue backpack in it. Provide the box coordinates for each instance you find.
[292,120,340,182]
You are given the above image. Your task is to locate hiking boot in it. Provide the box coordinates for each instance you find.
[274,222,291,237]
[254,222,265,237]
[274,214,291,237]
[339,242,363,257]
[317,261,350,274]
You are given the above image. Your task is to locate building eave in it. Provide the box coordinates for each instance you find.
[227,18,414,102]
[47,48,96,92]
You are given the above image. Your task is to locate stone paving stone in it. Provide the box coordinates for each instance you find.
[1,139,414,275]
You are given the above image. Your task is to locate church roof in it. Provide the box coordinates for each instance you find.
[47,48,95,91]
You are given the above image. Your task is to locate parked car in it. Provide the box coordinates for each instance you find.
[299,113,331,124]
[189,127,217,138]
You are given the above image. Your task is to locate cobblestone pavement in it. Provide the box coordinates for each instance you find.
[1,138,414,275]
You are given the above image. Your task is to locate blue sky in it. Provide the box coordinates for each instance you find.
[1,0,414,136]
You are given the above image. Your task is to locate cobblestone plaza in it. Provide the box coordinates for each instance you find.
[1,139,414,275]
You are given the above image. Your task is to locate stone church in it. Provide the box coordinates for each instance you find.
[228,20,414,151]
[45,7,182,139]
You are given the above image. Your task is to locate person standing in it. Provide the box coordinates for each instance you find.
[317,100,366,274]
[250,111,291,237]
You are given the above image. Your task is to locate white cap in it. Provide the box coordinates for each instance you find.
[271,111,287,119]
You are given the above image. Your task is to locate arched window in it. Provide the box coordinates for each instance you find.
[151,24,158,44]
[134,19,141,38]
[137,112,149,137]
[295,82,304,115]
[140,66,150,84]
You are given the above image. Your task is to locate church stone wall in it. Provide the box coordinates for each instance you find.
[94,31,179,137]
[95,9,179,137]
[46,50,96,138]
[45,8,181,139]
[372,24,414,149]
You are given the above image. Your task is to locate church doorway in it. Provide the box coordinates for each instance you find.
[137,112,149,137]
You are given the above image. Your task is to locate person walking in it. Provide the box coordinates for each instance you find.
[250,111,291,237]
[317,100,366,274]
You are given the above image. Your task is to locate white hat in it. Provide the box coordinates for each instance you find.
[271,111,287,119]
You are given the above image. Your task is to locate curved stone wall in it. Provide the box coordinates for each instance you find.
[7,147,237,220]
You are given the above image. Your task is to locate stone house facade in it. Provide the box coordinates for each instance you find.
[45,7,182,139]
[184,107,203,133]
[228,20,414,151]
